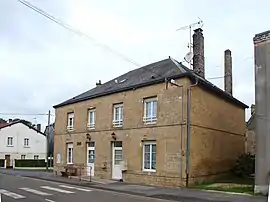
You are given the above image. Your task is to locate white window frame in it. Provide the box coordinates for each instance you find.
[67,112,74,131]
[87,109,95,129]
[24,138,29,147]
[7,137,13,147]
[67,143,73,164]
[143,97,157,124]
[34,155,39,160]
[113,103,123,127]
[142,141,156,172]
[21,155,26,159]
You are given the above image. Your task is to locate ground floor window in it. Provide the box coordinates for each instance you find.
[67,143,73,164]
[21,155,26,159]
[34,155,39,160]
[142,141,156,171]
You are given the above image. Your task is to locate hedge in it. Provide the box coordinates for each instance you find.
[0,159,4,167]
[15,159,46,167]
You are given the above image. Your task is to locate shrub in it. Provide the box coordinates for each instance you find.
[15,159,46,167]
[0,159,4,167]
[231,153,255,178]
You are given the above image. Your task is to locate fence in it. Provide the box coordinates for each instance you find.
[62,164,94,182]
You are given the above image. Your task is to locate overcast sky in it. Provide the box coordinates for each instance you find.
[0,0,269,129]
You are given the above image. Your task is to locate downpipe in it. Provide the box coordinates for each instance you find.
[186,78,198,187]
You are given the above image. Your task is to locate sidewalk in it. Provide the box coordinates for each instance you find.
[0,169,266,202]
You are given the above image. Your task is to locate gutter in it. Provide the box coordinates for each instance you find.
[186,78,199,187]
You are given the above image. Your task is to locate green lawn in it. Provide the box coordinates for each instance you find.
[192,175,254,195]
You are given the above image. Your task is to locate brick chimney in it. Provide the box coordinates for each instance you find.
[192,28,205,78]
[224,49,233,95]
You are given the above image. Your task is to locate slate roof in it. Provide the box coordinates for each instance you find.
[53,57,248,109]
[0,120,46,136]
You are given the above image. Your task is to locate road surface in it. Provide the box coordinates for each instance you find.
[0,173,172,202]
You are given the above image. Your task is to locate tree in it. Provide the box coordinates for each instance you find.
[12,118,33,126]
[0,118,7,124]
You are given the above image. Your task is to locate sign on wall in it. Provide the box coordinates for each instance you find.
[56,153,61,164]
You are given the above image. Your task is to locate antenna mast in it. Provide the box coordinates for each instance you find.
[176,18,203,68]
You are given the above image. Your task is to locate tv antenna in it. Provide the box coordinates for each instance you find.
[176,18,203,68]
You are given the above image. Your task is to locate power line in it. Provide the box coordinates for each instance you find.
[17,0,141,67]
[0,113,54,116]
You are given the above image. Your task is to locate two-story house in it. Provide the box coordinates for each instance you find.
[0,120,47,168]
[53,28,248,187]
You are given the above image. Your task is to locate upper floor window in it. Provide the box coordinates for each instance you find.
[7,137,13,146]
[87,109,95,129]
[143,97,157,124]
[24,138,29,147]
[67,112,74,131]
[113,103,123,127]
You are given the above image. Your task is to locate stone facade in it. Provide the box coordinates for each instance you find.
[54,77,246,187]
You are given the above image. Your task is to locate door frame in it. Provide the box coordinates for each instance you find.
[111,141,123,180]
[87,142,95,176]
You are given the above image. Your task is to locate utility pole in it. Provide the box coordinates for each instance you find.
[46,110,50,171]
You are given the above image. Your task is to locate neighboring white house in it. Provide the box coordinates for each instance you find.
[0,120,47,167]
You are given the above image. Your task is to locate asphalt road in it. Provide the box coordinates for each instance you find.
[0,173,172,202]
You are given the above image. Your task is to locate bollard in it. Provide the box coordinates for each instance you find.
[90,166,92,182]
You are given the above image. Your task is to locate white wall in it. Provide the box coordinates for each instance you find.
[0,123,46,160]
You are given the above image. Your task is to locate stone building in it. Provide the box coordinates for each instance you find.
[245,104,255,155]
[53,29,248,187]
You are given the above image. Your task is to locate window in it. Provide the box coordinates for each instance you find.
[113,104,123,127]
[34,155,39,160]
[7,137,13,146]
[143,97,157,124]
[67,143,73,164]
[142,141,156,172]
[87,109,95,129]
[24,138,29,147]
[67,112,74,131]
[21,155,26,159]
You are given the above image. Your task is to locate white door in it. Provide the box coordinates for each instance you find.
[112,141,123,180]
[87,142,95,176]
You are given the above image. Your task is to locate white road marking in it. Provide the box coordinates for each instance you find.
[59,185,92,192]
[0,189,26,199]
[45,199,56,202]
[41,186,74,194]
[19,187,52,196]
[5,175,173,202]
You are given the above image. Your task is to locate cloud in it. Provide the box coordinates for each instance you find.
[0,0,269,127]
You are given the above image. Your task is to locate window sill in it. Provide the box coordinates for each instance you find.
[142,169,156,173]
[87,127,95,130]
[113,125,123,128]
[24,146,30,148]
[143,122,157,125]
[7,145,14,147]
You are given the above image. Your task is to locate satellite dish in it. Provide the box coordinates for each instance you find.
[184,52,193,63]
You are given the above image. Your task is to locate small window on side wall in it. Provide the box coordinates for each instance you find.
[67,112,74,131]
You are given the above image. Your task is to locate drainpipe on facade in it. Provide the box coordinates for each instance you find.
[186,78,199,187]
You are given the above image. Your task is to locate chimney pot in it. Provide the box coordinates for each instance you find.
[224,49,233,95]
[37,124,41,131]
[96,80,102,86]
[192,28,205,77]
